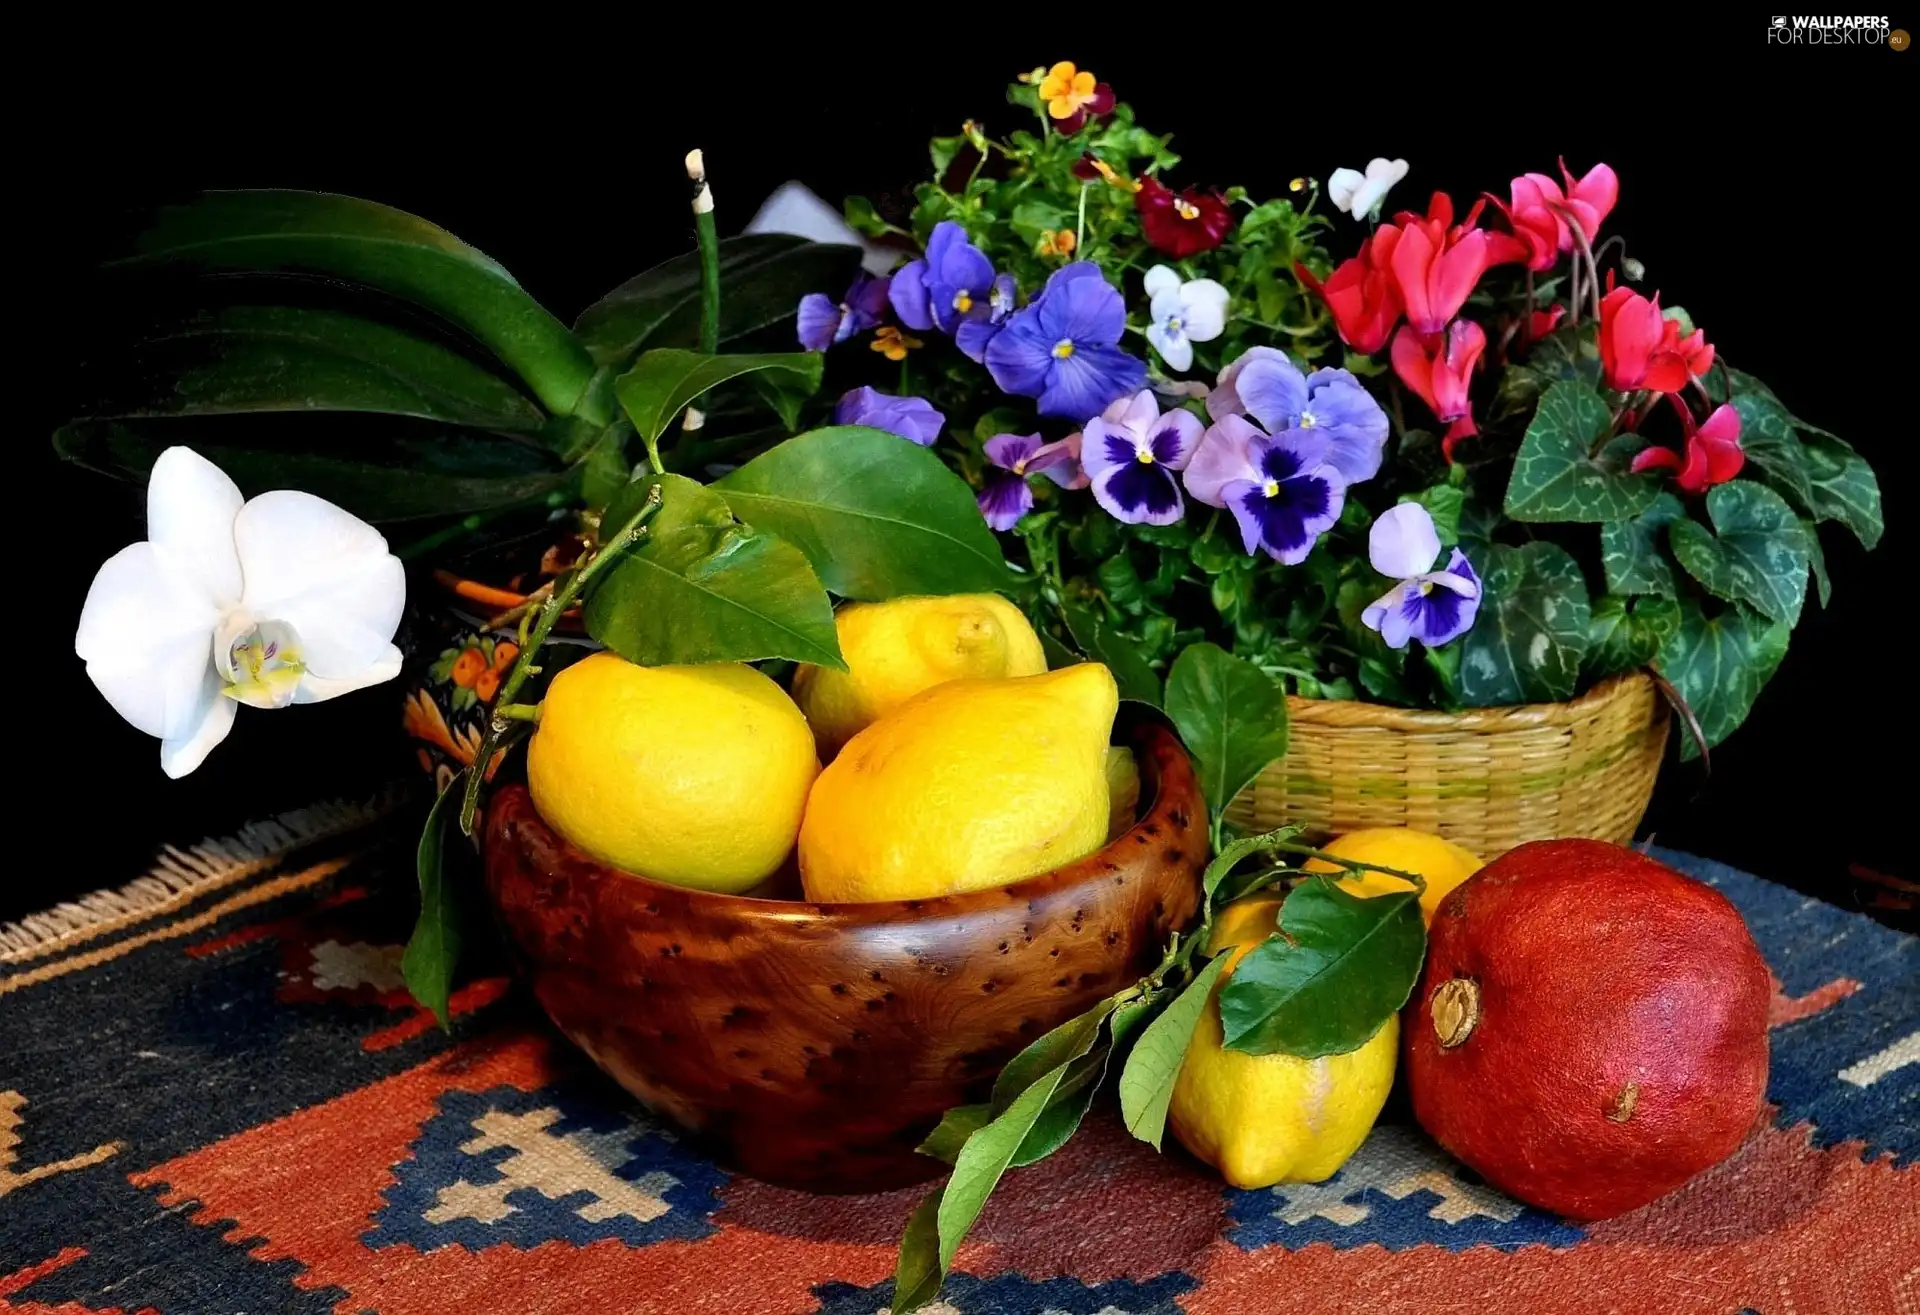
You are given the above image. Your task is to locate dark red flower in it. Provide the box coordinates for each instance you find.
[1136,177,1233,258]
[1057,83,1116,134]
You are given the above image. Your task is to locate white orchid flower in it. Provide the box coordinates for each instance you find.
[75,447,406,777]
[1326,158,1410,221]
[1144,265,1230,374]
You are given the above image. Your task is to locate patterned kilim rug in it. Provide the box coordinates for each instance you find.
[1,799,1913,1315]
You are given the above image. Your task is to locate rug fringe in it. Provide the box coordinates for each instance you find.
[0,789,411,963]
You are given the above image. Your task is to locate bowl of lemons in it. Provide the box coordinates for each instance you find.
[482,594,1208,1192]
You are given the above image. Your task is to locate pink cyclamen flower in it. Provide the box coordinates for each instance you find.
[1599,286,1715,394]
[1391,319,1486,463]
[1492,160,1617,270]
[1388,193,1516,336]
[1631,401,1744,494]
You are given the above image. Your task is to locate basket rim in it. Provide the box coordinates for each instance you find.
[1286,670,1661,733]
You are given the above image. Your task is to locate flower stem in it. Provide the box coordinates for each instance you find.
[1269,841,1427,895]
[459,484,665,835]
[688,149,720,358]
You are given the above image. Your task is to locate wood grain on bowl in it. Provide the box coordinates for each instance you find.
[482,721,1206,1193]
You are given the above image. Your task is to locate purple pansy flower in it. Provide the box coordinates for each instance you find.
[1079,390,1203,526]
[984,263,1147,421]
[955,272,1018,363]
[795,271,892,352]
[1360,503,1482,648]
[889,221,999,337]
[833,386,944,446]
[1190,414,1347,563]
[977,432,1080,531]
[1205,350,1388,485]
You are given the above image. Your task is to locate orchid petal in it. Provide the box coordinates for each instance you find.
[159,683,236,779]
[1369,502,1442,579]
[234,491,405,681]
[75,541,223,742]
[147,446,244,608]
[293,644,404,704]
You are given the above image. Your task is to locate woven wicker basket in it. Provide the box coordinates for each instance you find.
[1224,672,1670,858]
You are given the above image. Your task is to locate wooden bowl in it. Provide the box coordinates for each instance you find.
[482,720,1206,1193]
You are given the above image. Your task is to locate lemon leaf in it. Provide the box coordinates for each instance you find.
[989,994,1120,1114]
[1218,878,1425,1059]
[1164,643,1290,818]
[402,772,467,1030]
[1118,954,1230,1149]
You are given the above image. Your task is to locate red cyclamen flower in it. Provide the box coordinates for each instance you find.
[1391,319,1487,462]
[1389,193,1522,336]
[1136,177,1233,258]
[1599,285,1714,393]
[1631,401,1743,493]
[1297,226,1405,356]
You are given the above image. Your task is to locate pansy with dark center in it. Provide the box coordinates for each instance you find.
[1204,350,1389,485]
[1078,390,1201,526]
[795,270,891,352]
[984,263,1146,420]
[1359,503,1481,647]
[1187,414,1347,563]
[976,432,1080,531]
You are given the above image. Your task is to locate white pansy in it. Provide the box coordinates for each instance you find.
[1143,265,1230,374]
[75,447,406,777]
[1326,157,1409,221]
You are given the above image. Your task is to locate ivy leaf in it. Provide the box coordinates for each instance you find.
[1398,484,1465,546]
[583,474,844,669]
[1799,431,1884,550]
[1118,954,1230,1149]
[1599,492,1684,598]
[716,427,1014,599]
[1218,879,1425,1058]
[1732,393,1815,513]
[1505,381,1660,523]
[1456,542,1592,706]
[1658,597,1791,759]
[1585,594,1683,679]
[615,349,823,453]
[403,773,467,1029]
[1164,643,1291,817]
[1806,523,1832,608]
[1668,480,1810,626]
[1061,604,1162,706]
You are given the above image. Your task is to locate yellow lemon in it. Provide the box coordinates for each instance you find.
[799,663,1117,902]
[792,594,1047,760]
[1304,827,1484,924]
[526,654,818,893]
[1104,746,1141,842]
[1168,893,1399,1189]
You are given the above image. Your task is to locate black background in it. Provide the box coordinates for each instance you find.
[21,35,1911,925]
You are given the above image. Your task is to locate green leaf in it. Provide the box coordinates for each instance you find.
[930,135,965,175]
[1118,954,1228,1149]
[842,197,892,238]
[1669,480,1810,626]
[1010,1049,1108,1167]
[1061,605,1162,706]
[403,773,467,1029]
[1599,492,1684,598]
[1585,594,1682,679]
[1218,878,1425,1058]
[583,473,844,669]
[1806,523,1832,608]
[1732,394,1815,513]
[922,1062,1076,1300]
[1658,598,1791,759]
[917,1104,991,1166]
[1203,826,1305,905]
[891,1192,945,1315]
[97,306,546,435]
[1799,431,1884,550]
[716,427,1013,599]
[574,234,863,367]
[615,350,823,452]
[1457,542,1592,706]
[1398,484,1465,546]
[118,190,594,416]
[1504,381,1659,523]
[54,419,570,523]
[577,421,636,511]
[989,995,1119,1114]
[1164,643,1291,817]
[748,369,818,433]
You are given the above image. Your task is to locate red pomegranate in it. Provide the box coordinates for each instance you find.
[1405,838,1771,1221]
